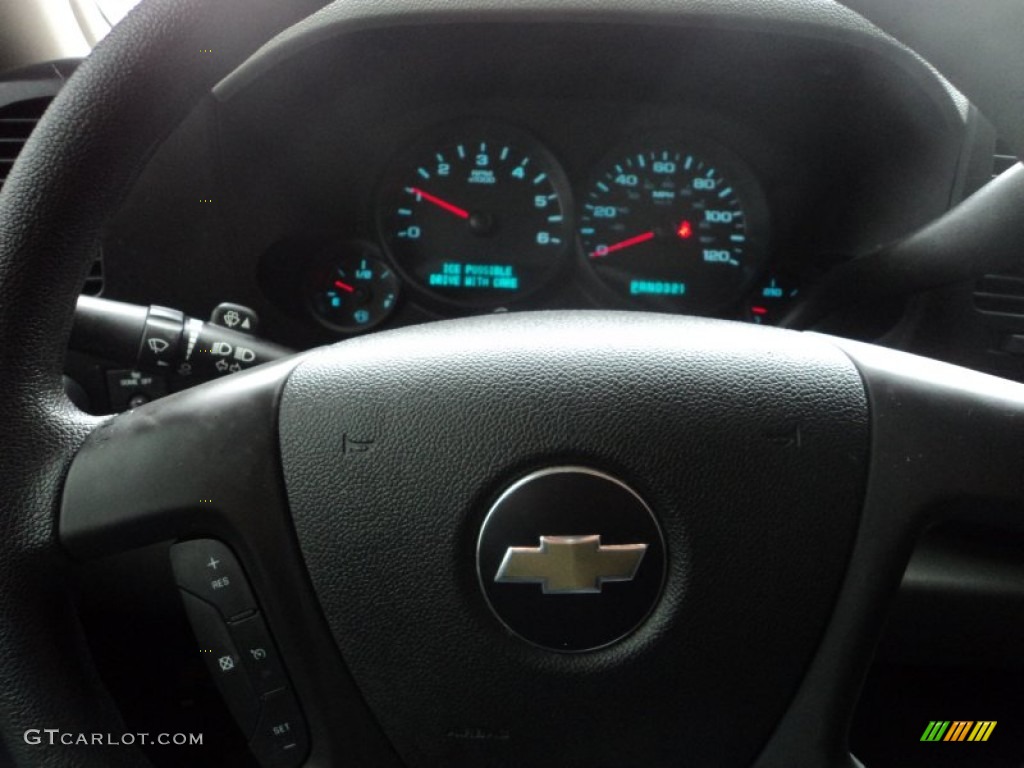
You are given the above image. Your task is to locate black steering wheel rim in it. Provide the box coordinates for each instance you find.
[1,2,1024,767]
[0,1,324,765]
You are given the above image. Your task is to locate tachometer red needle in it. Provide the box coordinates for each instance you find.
[407,186,470,220]
[334,279,356,293]
[590,231,655,258]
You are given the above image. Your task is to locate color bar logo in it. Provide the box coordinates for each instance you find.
[921,721,997,742]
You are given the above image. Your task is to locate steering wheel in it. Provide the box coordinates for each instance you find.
[2,1,1024,766]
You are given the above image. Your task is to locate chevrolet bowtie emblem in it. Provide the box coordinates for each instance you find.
[494,535,648,594]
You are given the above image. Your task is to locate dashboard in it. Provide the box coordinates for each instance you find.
[4,3,1024,768]
[93,20,984,357]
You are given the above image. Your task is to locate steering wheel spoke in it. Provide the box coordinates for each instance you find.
[60,359,297,559]
[754,337,1024,767]
[59,353,403,767]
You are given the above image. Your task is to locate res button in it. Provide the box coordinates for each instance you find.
[171,539,257,621]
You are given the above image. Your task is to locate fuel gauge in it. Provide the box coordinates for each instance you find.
[308,251,399,333]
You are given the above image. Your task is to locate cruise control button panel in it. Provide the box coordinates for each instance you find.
[172,539,308,768]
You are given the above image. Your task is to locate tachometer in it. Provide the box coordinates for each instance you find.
[578,137,768,311]
[378,122,573,306]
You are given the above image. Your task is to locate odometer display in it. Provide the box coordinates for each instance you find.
[379,123,573,305]
[579,138,767,310]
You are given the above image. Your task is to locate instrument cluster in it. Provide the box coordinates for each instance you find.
[302,119,794,332]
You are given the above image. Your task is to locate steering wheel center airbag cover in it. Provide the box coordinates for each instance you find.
[278,311,868,767]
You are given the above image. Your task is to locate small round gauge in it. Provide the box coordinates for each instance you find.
[746,273,800,325]
[307,251,399,332]
[578,137,768,311]
[378,122,573,306]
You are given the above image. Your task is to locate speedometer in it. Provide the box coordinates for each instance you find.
[378,122,573,306]
[578,137,768,311]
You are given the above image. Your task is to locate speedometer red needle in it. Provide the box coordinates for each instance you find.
[334,280,356,293]
[590,231,655,258]
[407,186,470,220]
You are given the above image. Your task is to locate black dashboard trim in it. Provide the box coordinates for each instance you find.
[213,0,968,128]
